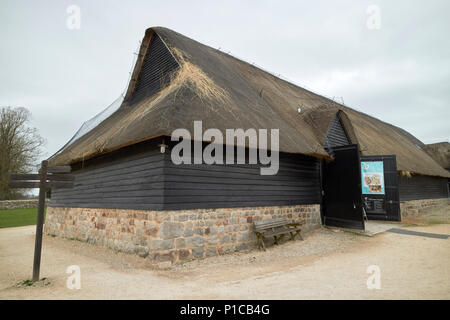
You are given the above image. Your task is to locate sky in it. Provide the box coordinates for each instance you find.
[1,0,449,160]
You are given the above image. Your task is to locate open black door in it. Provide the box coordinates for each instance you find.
[361,155,400,221]
[322,144,365,230]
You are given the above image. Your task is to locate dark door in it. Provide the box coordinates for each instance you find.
[361,155,400,221]
[322,144,365,230]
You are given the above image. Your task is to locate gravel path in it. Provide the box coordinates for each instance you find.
[0,220,448,299]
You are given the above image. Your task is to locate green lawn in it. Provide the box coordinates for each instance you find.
[0,208,46,228]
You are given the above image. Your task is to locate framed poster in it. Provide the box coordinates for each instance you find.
[361,161,385,195]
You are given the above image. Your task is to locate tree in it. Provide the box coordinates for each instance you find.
[0,107,45,200]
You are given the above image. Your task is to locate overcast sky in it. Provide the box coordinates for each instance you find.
[1,0,449,160]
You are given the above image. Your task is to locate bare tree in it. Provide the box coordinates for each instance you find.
[0,107,45,200]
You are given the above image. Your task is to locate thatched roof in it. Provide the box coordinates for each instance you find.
[49,27,450,178]
[423,142,450,171]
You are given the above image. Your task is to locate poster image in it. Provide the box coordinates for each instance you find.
[361,161,385,195]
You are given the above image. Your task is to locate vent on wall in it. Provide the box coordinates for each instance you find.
[130,34,180,105]
[323,114,350,153]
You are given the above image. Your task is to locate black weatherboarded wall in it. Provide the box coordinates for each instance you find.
[323,114,350,153]
[163,150,321,210]
[50,140,322,210]
[398,175,448,201]
[50,141,166,210]
[129,33,180,105]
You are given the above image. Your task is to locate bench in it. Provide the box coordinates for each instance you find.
[253,218,303,251]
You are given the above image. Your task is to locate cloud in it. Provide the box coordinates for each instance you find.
[1,0,449,159]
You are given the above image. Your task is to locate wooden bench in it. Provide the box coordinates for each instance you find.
[253,218,303,251]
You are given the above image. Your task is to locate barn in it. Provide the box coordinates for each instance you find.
[423,142,450,196]
[44,27,449,263]
[423,142,450,172]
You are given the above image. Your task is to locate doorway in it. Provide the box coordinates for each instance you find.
[321,144,365,230]
[361,155,401,221]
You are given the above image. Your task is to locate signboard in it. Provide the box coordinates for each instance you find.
[361,161,385,195]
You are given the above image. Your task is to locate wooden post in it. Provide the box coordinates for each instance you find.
[9,163,72,282]
[32,160,48,282]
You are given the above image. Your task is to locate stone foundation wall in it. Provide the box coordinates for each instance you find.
[400,198,448,218]
[0,199,49,210]
[44,204,321,265]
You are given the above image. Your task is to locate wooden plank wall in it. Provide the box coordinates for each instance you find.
[50,141,166,210]
[50,141,321,210]
[129,33,179,105]
[163,151,321,210]
[323,115,350,153]
[398,174,448,201]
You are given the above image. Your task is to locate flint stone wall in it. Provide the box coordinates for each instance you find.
[400,198,448,218]
[0,199,49,210]
[44,204,321,265]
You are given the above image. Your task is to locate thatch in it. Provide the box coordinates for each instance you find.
[423,142,450,171]
[49,27,450,178]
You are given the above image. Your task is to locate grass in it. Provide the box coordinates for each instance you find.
[16,277,51,287]
[0,208,46,228]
